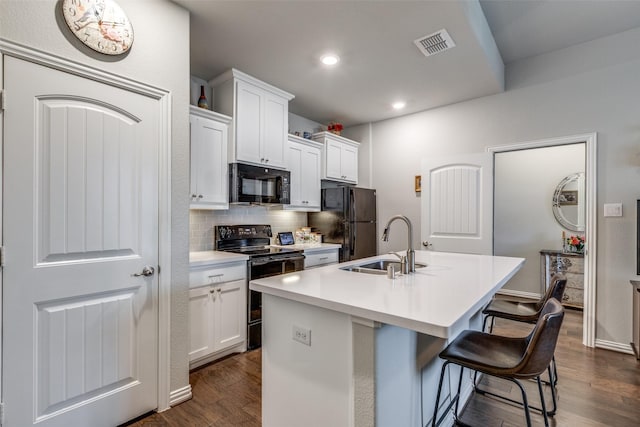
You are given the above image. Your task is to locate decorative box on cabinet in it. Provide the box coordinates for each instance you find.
[312,131,359,184]
[189,106,232,210]
[285,134,322,211]
[210,68,294,170]
[540,249,584,308]
[189,260,247,368]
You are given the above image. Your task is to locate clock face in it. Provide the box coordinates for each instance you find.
[62,0,134,56]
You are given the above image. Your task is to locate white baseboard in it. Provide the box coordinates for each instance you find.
[495,289,541,300]
[594,339,634,355]
[168,384,192,408]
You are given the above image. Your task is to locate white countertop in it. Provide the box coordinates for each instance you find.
[189,250,249,268]
[250,250,524,338]
[270,243,341,252]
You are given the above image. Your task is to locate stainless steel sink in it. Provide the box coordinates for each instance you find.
[339,259,427,274]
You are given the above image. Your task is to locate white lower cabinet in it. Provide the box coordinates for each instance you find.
[304,248,340,268]
[189,263,247,368]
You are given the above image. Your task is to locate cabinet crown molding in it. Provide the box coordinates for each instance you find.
[209,68,295,101]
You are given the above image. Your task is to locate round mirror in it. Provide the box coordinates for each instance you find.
[552,172,585,232]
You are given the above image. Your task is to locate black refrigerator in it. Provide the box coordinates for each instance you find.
[308,187,377,262]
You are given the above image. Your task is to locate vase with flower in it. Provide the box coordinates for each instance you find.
[563,234,585,254]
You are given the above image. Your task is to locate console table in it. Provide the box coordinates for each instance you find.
[540,249,584,309]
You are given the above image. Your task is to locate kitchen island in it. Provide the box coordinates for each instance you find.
[250,250,524,427]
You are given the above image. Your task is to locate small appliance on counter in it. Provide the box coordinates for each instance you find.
[276,231,295,245]
[215,224,304,350]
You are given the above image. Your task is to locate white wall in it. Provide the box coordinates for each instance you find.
[0,0,191,399]
[366,27,640,346]
[494,144,585,294]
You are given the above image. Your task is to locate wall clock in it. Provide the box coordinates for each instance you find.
[61,0,134,55]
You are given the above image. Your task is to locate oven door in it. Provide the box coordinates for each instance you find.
[248,254,305,349]
[249,254,305,325]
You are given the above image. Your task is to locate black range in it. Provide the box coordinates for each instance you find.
[214,224,305,349]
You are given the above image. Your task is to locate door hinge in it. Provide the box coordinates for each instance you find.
[0,90,4,111]
[0,401,5,426]
[0,246,4,268]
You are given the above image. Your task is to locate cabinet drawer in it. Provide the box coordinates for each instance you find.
[305,250,339,268]
[189,262,247,288]
[550,256,583,274]
[565,272,584,290]
[562,286,583,307]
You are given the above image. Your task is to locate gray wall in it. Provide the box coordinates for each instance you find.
[365,27,640,346]
[0,0,191,397]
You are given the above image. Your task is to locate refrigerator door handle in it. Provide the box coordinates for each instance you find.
[350,189,356,223]
[351,222,356,257]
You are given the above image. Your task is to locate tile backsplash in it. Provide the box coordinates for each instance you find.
[190,206,308,252]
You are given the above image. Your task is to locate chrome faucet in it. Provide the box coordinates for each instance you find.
[381,215,416,273]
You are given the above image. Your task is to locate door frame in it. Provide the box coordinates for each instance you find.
[0,39,173,411]
[488,132,597,348]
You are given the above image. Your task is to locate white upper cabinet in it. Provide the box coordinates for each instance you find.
[189,106,232,210]
[312,131,359,184]
[285,135,322,211]
[210,69,294,170]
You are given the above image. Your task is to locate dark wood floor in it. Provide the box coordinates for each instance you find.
[129,309,639,426]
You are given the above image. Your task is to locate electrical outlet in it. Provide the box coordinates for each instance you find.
[292,325,311,346]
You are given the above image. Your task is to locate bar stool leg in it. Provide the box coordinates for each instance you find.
[513,378,533,427]
[432,361,449,427]
[536,376,550,427]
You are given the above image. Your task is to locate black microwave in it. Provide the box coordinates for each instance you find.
[229,163,290,205]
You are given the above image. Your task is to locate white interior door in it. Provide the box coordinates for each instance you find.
[2,56,159,426]
[420,153,493,254]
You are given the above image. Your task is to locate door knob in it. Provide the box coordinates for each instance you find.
[422,241,432,249]
[132,266,155,277]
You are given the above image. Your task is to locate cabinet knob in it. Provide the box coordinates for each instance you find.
[191,194,197,198]
[265,158,269,163]
[198,194,203,199]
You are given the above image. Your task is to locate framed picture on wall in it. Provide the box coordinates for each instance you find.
[559,190,578,205]
[415,175,422,192]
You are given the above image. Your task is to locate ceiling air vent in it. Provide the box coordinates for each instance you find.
[414,29,455,57]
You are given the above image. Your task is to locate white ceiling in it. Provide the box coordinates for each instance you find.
[173,0,640,127]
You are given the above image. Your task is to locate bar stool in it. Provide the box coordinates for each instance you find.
[482,274,567,333]
[432,298,565,427]
[481,274,567,413]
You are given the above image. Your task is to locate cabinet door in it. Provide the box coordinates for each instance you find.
[262,93,287,168]
[235,80,263,165]
[302,145,322,209]
[325,139,343,180]
[188,286,215,362]
[287,140,304,207]
[213,279,247,351]
[341,143,358,183]
[190,114,228,208]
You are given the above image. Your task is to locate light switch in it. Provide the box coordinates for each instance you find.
[603,203,623,217]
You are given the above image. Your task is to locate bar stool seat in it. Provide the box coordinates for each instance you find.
[432,298,564,427]
[482,275,567,332]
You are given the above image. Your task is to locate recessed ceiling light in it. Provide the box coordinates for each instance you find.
[320,54,340,66]
[392,101,406,110]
